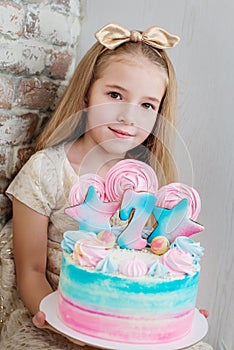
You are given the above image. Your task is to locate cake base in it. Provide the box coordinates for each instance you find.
[40,291,208,350]
[58,251,200,344]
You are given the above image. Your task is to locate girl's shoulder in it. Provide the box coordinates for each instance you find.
[30,143,66,165]
[8,143,74,192]
[6,143,68,216]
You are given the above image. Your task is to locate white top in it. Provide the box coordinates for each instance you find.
[6,144,79,289]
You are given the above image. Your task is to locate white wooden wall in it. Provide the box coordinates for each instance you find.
[79,1,234,349]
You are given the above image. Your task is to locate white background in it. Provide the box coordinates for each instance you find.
[78,1,234,349]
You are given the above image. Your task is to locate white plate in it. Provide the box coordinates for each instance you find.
[40,291,208,350]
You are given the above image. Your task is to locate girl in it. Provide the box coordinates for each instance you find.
[1,23,209,349]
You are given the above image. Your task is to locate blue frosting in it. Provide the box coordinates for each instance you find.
[148,259,169,278]
[60,253,200,315]
[61,230,96,253]
[170,236,204,262]
[96,255,119,274]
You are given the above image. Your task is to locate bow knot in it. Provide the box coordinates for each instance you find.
[95,23,180,51]
[130,30,142,42]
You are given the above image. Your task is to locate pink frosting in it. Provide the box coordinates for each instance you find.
[105,159,158,202]
[161,248,195,275]
[69,174,106,205]
[97,230,116,248]
[157,183,201,220]
[119,256,148,277]
[73,237,109,267]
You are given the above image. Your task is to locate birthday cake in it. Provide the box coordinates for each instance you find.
[57,159,204,344]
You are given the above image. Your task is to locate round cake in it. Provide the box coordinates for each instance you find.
[57,159,204,344]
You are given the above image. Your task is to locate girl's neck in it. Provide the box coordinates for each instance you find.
[65,137,124,178]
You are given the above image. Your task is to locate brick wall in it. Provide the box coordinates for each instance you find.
[0,0,82,230]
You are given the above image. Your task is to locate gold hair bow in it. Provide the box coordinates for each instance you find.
[95,23,180,50]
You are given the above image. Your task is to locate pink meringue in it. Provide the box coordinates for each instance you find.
[119,256,148,277]
[105,159,158,202]
[73,237,109,267]
[157,183,201,220]
[69,174,106,205]
[97,230,116,248]
[161,248,195,275]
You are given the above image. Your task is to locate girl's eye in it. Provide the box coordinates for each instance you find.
[108,91,121,100]
[142,102,155,110]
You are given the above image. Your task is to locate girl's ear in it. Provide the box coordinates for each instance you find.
[82,97,88,110]
[83,96,88,109]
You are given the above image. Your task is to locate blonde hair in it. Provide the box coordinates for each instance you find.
[35,41,178,186]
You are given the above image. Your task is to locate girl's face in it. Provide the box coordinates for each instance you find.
[84,54,167,157]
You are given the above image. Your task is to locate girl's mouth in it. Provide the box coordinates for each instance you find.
[108,127,134,138]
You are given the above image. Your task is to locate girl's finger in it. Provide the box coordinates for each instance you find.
[199,309,209,318]
[32,311,46,328]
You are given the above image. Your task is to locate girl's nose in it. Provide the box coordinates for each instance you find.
[117,103,135,126]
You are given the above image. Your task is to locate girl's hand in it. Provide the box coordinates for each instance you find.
[199,309,209,318]
[32,310,47,328]
[33,311,85,346]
